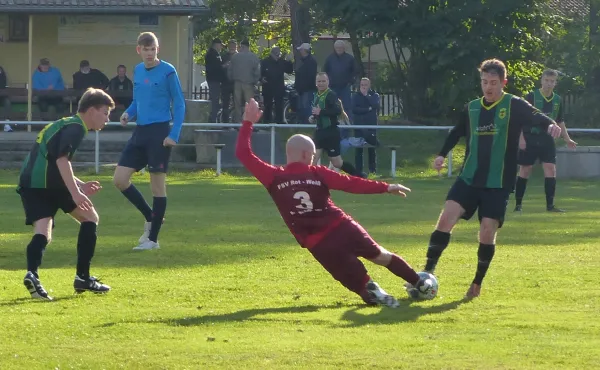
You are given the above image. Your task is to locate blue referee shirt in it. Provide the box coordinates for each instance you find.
[125,60,186,142]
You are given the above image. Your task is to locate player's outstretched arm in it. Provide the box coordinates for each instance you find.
[515,97,561,138]
[434,108,467,173]
[315,166,390,194]
[235,99,280,187]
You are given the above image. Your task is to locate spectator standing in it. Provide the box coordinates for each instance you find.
[260,46,293,123]
[352,77,380,174]
[228,39,260,122]
[324,40,357,125]
[220,40,238,123]
[294,43,318,124]
[204,38,225,123]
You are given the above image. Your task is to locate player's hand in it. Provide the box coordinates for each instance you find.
[163,137,176,147]
[80,181,102,196]
[120,112,129,127]
[566,138,577,149]
[308,116,315,124]
[548,124,561,138]
[433,155,445,172]
[72,190,93,211]
[387,184,411,197]
[312,107,321,115]
[243,98,263,123]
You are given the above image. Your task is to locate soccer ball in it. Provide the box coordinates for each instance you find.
[411,271,439,300]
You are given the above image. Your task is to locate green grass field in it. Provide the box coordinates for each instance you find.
[0,164,599,369]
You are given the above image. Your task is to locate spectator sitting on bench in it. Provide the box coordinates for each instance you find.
[0,65,12,132]
[32,58,65,116]
[108,65,133,108]
[73,60,109,91]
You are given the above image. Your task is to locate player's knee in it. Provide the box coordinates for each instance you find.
[519,165,533,178]
[542,163,556,177]
[330,156,343,168]
[479,220,498,244]
[113,174,130,191]
[437,207,460,232]
[369,248,392,266]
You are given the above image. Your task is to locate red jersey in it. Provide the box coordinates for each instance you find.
[236,120,389,248]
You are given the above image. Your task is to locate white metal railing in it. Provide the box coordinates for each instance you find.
[8,121,600,176]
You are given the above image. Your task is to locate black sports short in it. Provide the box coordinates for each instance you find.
[118,122,172,172]
[446,177,511,228]
[518,134,556,165]
[314,128,341,158]
[18,187,77,226]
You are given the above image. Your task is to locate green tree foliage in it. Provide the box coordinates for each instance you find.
[193,0,293,64]
[311,0,556,123]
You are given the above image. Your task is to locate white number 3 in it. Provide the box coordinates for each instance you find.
[293,191,313,211]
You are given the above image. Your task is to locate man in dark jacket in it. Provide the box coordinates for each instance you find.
[260,46,293,123]
[107,65,133,108]
[73,60,109,91]
[220,40,238,123]
[324,40,357,124]
[205,38,225,122]
[352,78,380,174]
[294,43,318,124]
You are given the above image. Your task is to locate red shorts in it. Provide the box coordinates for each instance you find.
[308,220,383,293]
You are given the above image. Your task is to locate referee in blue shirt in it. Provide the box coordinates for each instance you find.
[113,32,186,251]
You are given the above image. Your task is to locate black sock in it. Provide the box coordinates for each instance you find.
[121,184,153,222]
[76,222,97,279]
[26,234,48,278]
[473,243,496,285]
[545,177,556,208]
[148,197,167,242]
[515,176,528,206]
[424,230,451,272]
[340,161,360,176]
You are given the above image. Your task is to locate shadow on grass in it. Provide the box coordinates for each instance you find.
[336,298,466,328]
[0,294,83,307]
[105,298,466,329]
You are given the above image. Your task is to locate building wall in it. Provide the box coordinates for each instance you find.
[0,14,192,94]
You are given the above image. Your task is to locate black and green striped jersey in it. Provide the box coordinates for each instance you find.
[18,115,87,189]
[439,93,555,189]
[524,90,563,135]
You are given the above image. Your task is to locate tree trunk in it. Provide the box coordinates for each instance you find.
[348,29,365,79]
[288,0,311,64]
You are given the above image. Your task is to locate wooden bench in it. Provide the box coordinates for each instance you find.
[178,143,226,176]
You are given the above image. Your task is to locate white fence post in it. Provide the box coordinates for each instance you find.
[270,125,276,165]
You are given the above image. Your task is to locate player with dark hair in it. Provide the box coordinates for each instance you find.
[18,88,115,300]
[310,72,363,177]
[237,98,433,307]
[409,59,562,299]
[114,31,186,251]
[514,69,577,213]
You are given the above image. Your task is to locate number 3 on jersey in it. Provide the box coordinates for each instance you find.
[293,191,313,213]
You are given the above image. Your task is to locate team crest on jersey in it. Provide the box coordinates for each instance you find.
[498,108,507,119]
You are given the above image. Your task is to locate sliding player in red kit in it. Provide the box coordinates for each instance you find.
[236,99,433,307]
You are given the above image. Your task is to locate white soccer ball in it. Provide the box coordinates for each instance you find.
[415,271,438,300]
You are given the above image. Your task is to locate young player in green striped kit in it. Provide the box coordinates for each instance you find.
[17,88,114,300]
[407,59,562,299]
[514,69,578,213]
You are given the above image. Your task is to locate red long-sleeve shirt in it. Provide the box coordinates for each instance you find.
[235,120,389,248]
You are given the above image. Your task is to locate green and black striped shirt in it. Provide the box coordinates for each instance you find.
[439,93,555,189]
[18,115,87,189]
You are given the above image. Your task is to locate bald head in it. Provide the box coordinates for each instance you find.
[286,134,316,164]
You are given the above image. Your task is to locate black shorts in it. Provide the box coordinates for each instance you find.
[446,178,510,228]
[518,134,556,165]
[18,187,77,226]
[314,128,341,157]
[118,122,172,172]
